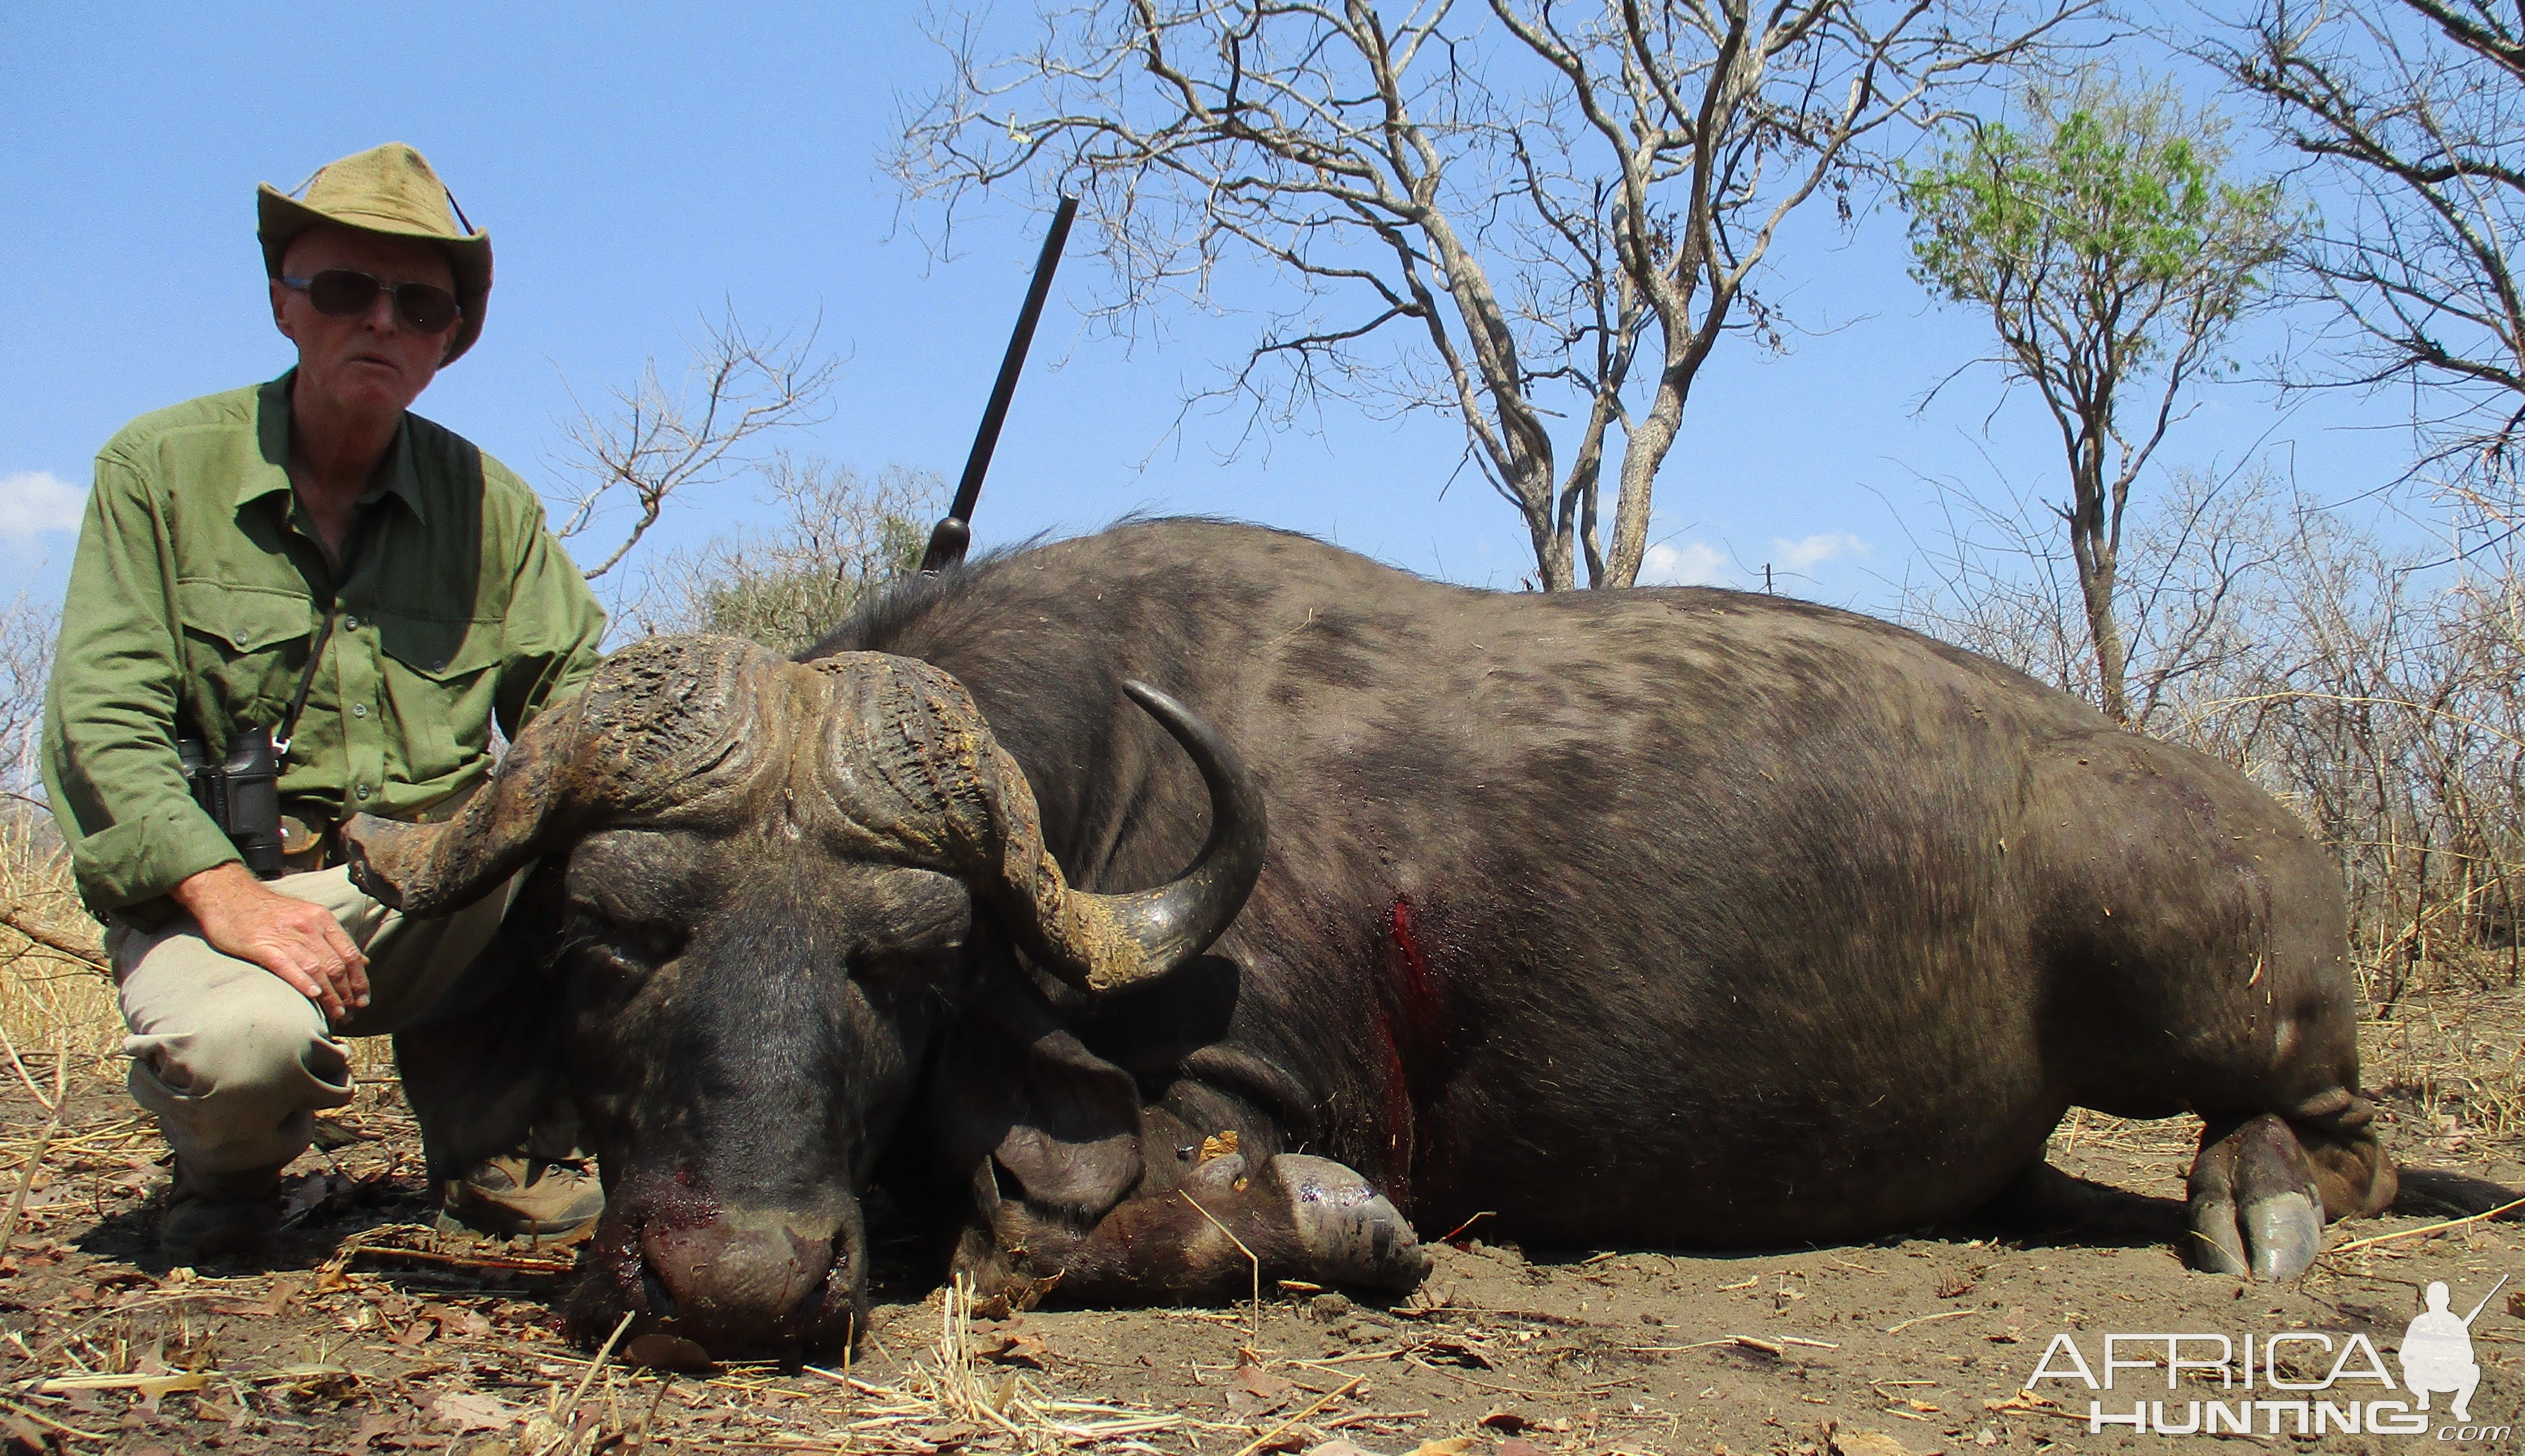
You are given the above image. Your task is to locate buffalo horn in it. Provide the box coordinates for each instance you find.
[341,692,584,916]
[344,636,770,916]
[820,658,1265,993]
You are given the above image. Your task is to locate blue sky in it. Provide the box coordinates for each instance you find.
[1,4,2436,629]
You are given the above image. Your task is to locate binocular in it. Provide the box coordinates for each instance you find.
[177,727,286,878]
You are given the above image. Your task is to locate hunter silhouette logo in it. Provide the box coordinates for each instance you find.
[2400,1276,2504,1423]
[2025,1271,2514,1437]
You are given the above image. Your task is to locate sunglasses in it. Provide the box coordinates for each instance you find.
[280,269,461,335]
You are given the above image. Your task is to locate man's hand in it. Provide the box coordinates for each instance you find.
[171,863,370,1021]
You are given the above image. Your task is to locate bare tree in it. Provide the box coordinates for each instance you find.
[1902,461,2525,1007]
[894,0,2086,590]
[631,458,943,655]
[1897,460,2290,732]
[2207,0,2525,505]
[1899,75,2295,721]
[550,311,841,580]
[0,600,57,798]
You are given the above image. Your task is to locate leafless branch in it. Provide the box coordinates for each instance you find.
[549,310,841,580]
[893,0,2089,588]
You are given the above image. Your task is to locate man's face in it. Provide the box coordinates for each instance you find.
[269,225,460,419]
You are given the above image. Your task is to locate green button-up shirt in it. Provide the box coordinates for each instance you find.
[41,375,607,921]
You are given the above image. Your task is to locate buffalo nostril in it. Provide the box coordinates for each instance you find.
[641,1265,680,1320]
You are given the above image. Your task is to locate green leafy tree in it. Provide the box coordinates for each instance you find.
[1901,78,2295,724]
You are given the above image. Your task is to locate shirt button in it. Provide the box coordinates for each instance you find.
[354,785,371,801]
[342,614,359,630]
[431,659,447,671]
[351,703,369,718]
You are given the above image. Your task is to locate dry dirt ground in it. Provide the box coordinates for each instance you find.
[3,989,2524,1456]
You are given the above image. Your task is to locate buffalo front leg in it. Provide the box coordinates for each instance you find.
[958,1153,1431,1306]
[2187,1111,2394,1280]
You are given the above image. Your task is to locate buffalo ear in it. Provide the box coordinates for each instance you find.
[391,865,572,1183]
[932,981,1144,1224]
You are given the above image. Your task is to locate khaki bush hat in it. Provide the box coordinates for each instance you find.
[257,142,492,364]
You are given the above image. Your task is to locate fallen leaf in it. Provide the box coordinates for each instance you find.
[310,1115,380,1150]
[1304,1440,1385,1456]
[1827,1431,1915,1456]
[1414,1337,1495,1369]
[1234,1363,1296,1401]
[1982,1392,2058,1413]
[1201,1129,1241,1162]
[1495,1440,1549,1456]
[431,1392,518,1432]
[1405,1441,1474,1456]
[976,1327,1052,1369]
[1478,1411,1529,1434]
[350,1412,412,1449]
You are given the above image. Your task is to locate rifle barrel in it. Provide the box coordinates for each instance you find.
[921,196,1081,573]
[2464,1272,2510,1325]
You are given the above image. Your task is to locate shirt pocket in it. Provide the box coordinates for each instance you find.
[175,580,317,721]
[375,610,507,782]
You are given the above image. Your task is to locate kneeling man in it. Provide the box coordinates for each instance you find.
[42,142,607,1262]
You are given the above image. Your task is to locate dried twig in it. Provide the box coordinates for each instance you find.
[0,903,105,973]
[0,1030,68,1252]
[1884,1309,1977,1335]
[1226,1373,1365,1456]
[2325,1196,2525,1257]
[565,1311,638,1417]
[329,1224,577,1277]
[1178,1187,1262,1343]
[0,1392,113,1443]
[0,1023,53,1111]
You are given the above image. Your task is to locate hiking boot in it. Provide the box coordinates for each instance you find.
[162,1162,283,1265]
[440,1153,603,1240]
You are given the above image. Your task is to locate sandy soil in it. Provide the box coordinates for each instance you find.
[3,990,2523,1456]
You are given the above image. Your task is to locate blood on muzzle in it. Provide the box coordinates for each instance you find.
[576,1177,865,1357]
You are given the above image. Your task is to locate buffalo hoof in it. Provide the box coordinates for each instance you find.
[2188,1113,2325,1280]
[1271,1154,1432,1292]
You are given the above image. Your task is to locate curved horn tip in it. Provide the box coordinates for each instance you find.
[339,812,418,911]
[1072,679,1268,990]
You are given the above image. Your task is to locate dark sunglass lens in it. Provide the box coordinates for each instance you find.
[393,284,459,335]
[306,270,381,317]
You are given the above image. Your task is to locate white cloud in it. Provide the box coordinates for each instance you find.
[0,472,85,536]
[1770,532,1869,572]
[1637,540,1736,587]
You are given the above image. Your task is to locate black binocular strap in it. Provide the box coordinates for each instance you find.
[273,508,385,759]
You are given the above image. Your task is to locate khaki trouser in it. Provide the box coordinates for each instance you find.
[110,866,522,1179]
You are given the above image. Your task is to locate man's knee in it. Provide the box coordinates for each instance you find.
[121,943,352,1173]
[125,1006,349,1105]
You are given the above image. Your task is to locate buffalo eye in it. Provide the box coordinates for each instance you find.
[572,911,687,971]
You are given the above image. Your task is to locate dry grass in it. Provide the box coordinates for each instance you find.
[0,815,114,1073]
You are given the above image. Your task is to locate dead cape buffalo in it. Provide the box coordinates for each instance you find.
[345,519,2439,1357]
